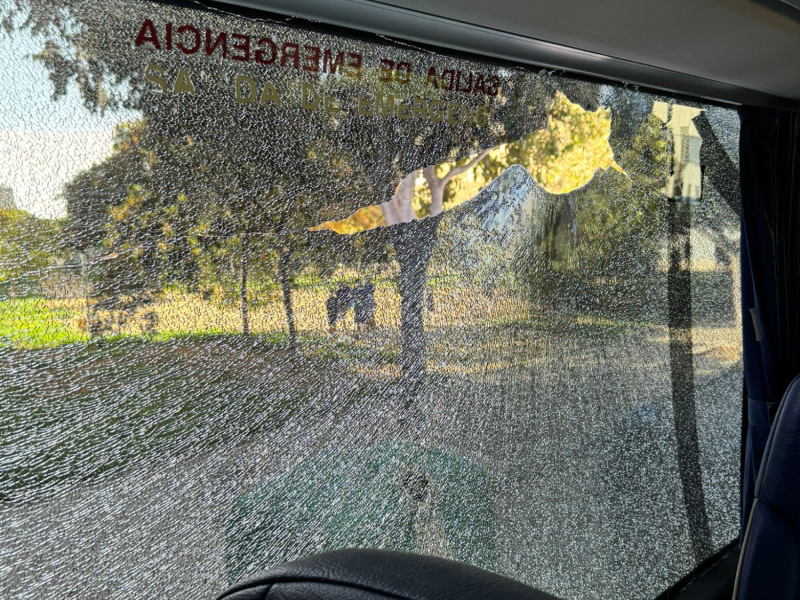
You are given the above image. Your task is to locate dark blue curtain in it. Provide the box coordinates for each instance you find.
[739,107,800,534]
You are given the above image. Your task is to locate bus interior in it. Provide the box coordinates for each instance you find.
[1,1,799,599]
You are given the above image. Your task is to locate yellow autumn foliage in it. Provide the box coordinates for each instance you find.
[311,204,387,234]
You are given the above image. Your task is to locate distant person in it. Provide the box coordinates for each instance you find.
[337,283,353,315]
[326,291,339,335]
[354,279,376,333]
[327,283,352,335]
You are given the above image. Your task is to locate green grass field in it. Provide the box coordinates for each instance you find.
[0,297,89,348]
[0,288,741,506]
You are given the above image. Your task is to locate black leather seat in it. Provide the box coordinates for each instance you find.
[734,374,800,599]
[215,549,558,600]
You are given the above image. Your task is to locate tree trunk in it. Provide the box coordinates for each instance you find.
[378,171,441,404]
[423,149,490,218]
[382,160,503,403]
[392,219,438,405]
[81,254,94,337]
[278,248,297,349]
[240,231,250,336]
[424,169,447,217]
[380,171,418,225]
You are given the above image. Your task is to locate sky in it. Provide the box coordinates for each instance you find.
[0,28,139,218]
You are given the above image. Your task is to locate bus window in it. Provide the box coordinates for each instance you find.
[0,1,741,599]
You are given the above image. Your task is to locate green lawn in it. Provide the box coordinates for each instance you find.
[0,290,739,506]
[0,297,89,348]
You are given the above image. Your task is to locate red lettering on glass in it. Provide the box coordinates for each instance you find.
[204,30,227,58]
[134,19,161,49]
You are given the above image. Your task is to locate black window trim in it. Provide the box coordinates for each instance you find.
[210,0,799,110]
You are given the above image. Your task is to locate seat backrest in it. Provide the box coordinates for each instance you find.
[734,375,800,599]
[216,549,558,600]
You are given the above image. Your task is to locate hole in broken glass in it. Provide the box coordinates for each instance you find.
[312,91,623,234]
[398,467,431,503]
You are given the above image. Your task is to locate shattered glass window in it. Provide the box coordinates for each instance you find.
[0,1,741,599]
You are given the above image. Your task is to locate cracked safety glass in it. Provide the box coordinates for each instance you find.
[0,1,742,599]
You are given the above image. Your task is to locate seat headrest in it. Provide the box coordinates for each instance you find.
[735,374,800,600]
[216,549,558,600]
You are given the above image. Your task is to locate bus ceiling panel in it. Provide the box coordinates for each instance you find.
[214,0,800,110]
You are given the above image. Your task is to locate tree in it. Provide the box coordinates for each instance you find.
[12,0,376,344]
[325,90,618,229]
[524,111,672,315]
[316,86,615,399]
[0,207,62,297]
[421,150,491,218]
[4,0,606,396]
[60,113,367,344]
